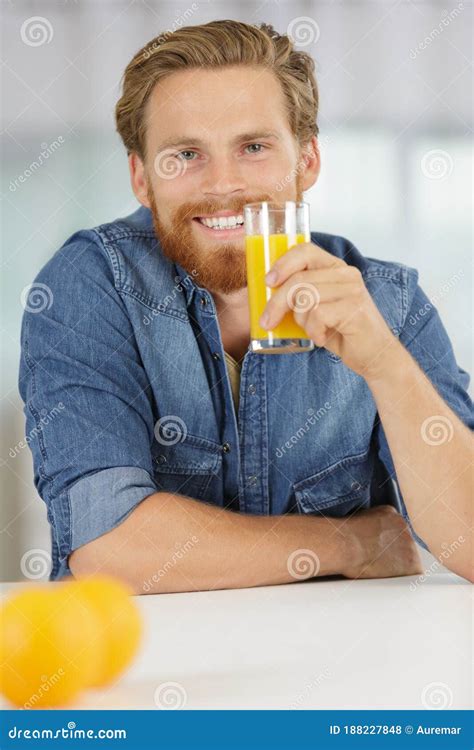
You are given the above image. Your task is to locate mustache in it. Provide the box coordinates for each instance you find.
[174,193,278,223]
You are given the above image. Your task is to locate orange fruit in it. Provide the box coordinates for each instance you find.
[65,575,142,687]
[0,587,101,708]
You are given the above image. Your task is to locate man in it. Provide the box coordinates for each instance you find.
[19,21,473,590]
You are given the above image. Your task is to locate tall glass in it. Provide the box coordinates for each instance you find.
[244,201,315,354]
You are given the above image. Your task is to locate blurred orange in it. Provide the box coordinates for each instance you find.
[65,575,142,687]
[0,587,101,708]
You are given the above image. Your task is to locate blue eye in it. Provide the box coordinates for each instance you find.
[177,150,198,161]
[245,143,265,154]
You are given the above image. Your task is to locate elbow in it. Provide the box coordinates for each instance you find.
[457,564,474,584]
[68,537,144,595]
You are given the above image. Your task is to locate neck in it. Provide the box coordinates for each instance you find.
[213,286,249,317]
[212,286,251,363]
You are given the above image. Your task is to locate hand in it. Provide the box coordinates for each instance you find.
[259,242,400,380]
[343,505,423,579]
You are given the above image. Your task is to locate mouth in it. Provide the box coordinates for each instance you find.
[192,212,245,238]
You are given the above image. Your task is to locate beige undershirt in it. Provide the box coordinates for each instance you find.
[223,350,242,413]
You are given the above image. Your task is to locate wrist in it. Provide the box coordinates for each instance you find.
[336,516,366,578]
[362,337,409,387]
[307,516,360,578]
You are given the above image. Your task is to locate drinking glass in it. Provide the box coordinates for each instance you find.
[244,201,315,353]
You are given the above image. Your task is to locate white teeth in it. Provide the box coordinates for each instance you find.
[199,215,244,230]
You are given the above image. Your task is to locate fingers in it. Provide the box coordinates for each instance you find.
[298,300,360,342]
[260,273,361,331]
[265,242,346,287]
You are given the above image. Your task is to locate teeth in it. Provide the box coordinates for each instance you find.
[199,214,244,229]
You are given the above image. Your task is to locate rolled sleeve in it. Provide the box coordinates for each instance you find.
[68,466,158,552]
[18,232,158,579]
[375,274,473,551]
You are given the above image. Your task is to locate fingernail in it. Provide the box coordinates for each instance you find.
[265,269,278,285]
[260,311,270,328]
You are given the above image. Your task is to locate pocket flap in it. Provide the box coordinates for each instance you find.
[152,432,222,475]
[293,450,374,511]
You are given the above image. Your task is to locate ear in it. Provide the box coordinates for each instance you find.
[299,136,321,191]
[129,152,151,208]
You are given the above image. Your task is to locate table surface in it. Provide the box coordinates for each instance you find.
[1,552,472,710]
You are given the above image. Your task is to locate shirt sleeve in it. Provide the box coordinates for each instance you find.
[18,231,158,578]
[374,272,473,551]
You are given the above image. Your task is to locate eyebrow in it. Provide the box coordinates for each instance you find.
[156,131,281,152]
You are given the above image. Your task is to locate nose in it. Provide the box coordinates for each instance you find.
[201,154,248,198]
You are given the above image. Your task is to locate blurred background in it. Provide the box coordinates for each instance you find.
[1,0,472,581]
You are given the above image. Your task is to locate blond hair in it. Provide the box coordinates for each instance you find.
[115,20,319,161]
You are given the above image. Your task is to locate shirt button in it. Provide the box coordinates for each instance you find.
[248,383,257,394]
[200,297,207,306]
[212,352,221,361]
[157,454,167,464]
[351,481,361,491]
[247,475,257,486]
[222,442,231,453]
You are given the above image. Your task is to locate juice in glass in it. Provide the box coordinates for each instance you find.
[244,202,314,353]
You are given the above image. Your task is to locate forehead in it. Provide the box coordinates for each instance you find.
[145,66,291,150]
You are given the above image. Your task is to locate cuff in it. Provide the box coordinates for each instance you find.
[68,466,158,552]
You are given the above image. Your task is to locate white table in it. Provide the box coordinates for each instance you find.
[1,551,472,710]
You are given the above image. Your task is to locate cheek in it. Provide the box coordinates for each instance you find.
[223,163,288,199]
[151,182,188,223]
[153,178,182,203]
[270,158,305,198]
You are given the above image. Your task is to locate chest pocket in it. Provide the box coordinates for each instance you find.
[151,432,223,501]
[293,449,375,518]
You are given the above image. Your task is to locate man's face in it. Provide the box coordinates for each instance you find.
[138,66,315,295]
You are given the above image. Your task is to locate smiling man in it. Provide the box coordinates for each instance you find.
[19,21,473,589]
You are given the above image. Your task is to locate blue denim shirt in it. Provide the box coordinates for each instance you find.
[18,206,473,580]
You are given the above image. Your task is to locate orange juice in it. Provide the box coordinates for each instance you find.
[246,233,307,341]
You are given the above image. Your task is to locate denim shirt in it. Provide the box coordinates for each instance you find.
[18,206,473,580]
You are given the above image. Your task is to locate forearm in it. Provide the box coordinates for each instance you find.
[69,491,355,594]
[366,339,473,581]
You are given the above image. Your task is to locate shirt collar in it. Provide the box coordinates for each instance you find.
[174,260,212,309]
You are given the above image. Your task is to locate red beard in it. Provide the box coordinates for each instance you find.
[147,188,279,294]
